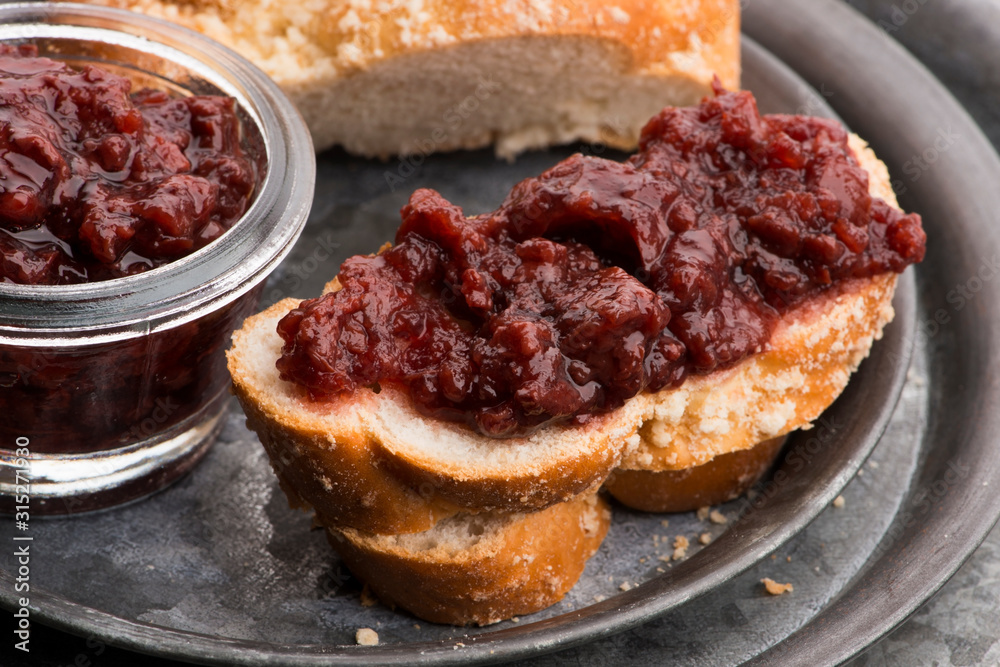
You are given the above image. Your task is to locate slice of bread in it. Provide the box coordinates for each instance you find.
[327,494,610,625]
[230,296,643,534]
[604,436,787,513]
[226,133,903,535]
[91,0,739,157]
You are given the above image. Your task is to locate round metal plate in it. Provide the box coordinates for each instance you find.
[3,1,999,664]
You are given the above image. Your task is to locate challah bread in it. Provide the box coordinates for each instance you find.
[89,0,739,157]
[226,83,924,625]
[327,494,610,625]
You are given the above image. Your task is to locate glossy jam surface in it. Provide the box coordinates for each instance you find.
[0,45,255,284]
[276,87,926,436]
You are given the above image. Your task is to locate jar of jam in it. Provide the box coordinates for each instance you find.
[0,4,314,513]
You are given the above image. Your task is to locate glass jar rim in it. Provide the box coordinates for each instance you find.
[0,2,315,338]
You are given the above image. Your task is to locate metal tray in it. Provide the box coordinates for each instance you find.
[4,0,1000,664]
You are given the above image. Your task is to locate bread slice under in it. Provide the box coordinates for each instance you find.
[604,436,787,513]
[91,0,739,158]
[327,493,610,625]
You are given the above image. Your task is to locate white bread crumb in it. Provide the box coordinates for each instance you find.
[356,628,379,645]
[833,495,846,508]
[698,532,712,545]
[709,510,728,525]
[761,578,793,595]
[672,535,690,560]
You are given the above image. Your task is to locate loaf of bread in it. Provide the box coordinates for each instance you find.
[90,0,739,157]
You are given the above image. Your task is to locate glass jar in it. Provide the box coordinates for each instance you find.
[0,2,315,513]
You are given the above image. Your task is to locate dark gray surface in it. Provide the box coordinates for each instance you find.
[3,0,1000,665]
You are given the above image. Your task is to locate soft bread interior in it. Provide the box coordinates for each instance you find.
[280,35,724,159]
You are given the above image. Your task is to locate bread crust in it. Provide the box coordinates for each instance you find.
[89,0,739,156]
[327,494,611,625]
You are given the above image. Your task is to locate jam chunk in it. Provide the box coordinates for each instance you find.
[277,85,925,436]
[0,45,255,284]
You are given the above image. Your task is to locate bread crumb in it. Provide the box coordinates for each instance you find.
[699,532,712,545]
[413,624,421,629]
[356,628,379,645]
[658,554,672,563]
[696,506,710,521]
[656,567,665,573]
[786,556,792,562]
[709,510,728,525]
[594,594,606,602]
[360,585,378,607]
[660,519,670,528]
[639,557,647,563]
[833,495,845,508]
[673,535,690,560]
[761,578,794,595]
[857,469,864,476]
[511,617,520,623]
[869,460,879,469]
[619,582,632,591]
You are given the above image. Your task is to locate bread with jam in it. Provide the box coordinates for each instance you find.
[226,89,924,624]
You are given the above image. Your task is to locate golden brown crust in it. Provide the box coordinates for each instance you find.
[327,494,611,625]
[605,436,786,512]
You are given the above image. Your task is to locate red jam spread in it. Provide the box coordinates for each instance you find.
[276,86,926,436]
[0,44,255,284]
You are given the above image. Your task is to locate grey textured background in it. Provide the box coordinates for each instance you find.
[3,0,1000,665]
